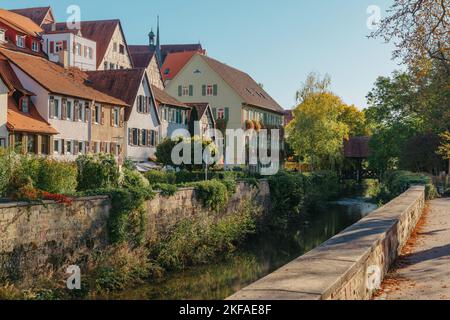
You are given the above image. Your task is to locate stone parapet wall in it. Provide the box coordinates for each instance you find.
[0,181,269,283]
[229,186,426,300]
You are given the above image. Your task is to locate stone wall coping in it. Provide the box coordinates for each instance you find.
[228,186,425,300]
[0,195,109,210]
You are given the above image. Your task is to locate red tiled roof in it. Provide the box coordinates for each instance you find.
[161,44,203,57]
[0,57,34,95]
[86,68,151,120]
[199,55,284,114]
[7,96,58,135]
[161,51,200,82]
[0,57,57,135]
[43,19,131,69]
[0,9,43,36]
[0,48,129,106]
[344,137,371,158]
[10,6,54,27]
[185,102,214,124]
[151,84,190,109]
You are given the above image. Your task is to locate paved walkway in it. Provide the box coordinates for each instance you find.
[376,198,450,300]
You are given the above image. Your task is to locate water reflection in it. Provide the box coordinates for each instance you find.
[107,199,378,300]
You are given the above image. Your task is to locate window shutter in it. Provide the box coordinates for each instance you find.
[101,106,105,125]
[49,98,54,118]
[138,129,142,146]
[155,131,159,145]
[213,84,218,96]
[145,97,149,114]
[189,85,193,96]
[120,109,124,127]
[110,108,114,126]
[74,141,79,155]
[178,85,182,97]
[202,85,206,96]
[225,107,230,121]
[92,107,95,123]
[50,41,54,54]
[212,108,217,120]
[61,139,65,155]
[128,128,132,145]
[63,41,67,50]
[62,99,67,119]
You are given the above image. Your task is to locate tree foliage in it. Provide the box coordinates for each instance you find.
[295,72,332,104]
[370,0,450,72]
[287,92,349,170]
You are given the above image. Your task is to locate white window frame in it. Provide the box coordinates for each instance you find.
[0,29,5,43]
[217,108,225,120]
[206,85,213,96]
[53,139,61,155]
[182,86,189,96]
[113,107,120,127]
[31,41,39,52]
[94,104,101,124]
[66,100,73,120]
[21,97,29,113]
[65,140,73,155]
[16,35,25,48]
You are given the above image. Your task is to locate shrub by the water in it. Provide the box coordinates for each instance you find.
[36,159,78,195]
[190,180,229,212]
[383,171,438,200]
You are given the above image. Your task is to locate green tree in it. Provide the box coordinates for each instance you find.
[287,92,349,170]
[295,72,331,104]
[370,0,450,72]
[338,104,372,137]
[437,131,450,173]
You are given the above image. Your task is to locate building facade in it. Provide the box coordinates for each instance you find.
[86,69,161,162]
[1,48,129,160]
[42,30,97,71]
[165,54,284,131]
[0,9,44,56]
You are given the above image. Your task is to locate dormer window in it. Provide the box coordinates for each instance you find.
[31,41,39,52]
[20,97,29,113]
[0,29,5,43]
[16,35,25,48]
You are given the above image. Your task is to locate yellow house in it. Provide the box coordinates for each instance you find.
[164,54,284,131]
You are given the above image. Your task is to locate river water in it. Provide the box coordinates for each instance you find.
[107,198,378,300]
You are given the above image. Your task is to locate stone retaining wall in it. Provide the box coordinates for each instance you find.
[229,186,426,300]
[0,181,269,283]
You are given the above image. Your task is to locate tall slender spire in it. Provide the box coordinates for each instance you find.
[155,15,162,67]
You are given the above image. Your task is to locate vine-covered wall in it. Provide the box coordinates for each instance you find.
[0,181,270,283]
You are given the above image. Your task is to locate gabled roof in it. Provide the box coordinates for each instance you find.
[0,57,34,95]
[43,19,133,69]
[344,137,371,158]
[185,102,215,126]
[151,85,190,109]
[0,9,43,36]
[7,96,58,135]
[129,45,156,68]
[86,69,160,123]
[161,51,201,82]
[10,6,54,27]
[196,54,284,114]
[0,56,57,135]
[0,48,129,106]
[160,44,204,60]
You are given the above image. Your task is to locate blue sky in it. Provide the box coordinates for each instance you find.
[3,0,400,109]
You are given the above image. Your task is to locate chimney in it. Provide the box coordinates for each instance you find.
[57,49,69,69]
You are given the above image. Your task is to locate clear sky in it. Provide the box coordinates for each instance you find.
[3,0,400,109]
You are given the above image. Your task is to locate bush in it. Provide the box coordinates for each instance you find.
[191,180,229,212]
[153,199,260,271]
[304,171,340,206]
[88,244,152,293]
[36,160,78,194]
[384,171,438,200]
[175,170,204,183]
[153,183,177,197]
[121,169,149,190]
[76,154,119,191]
[144,170,176,185]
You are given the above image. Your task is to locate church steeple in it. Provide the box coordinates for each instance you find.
[148,28,155,46]
[155,15,162,67]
